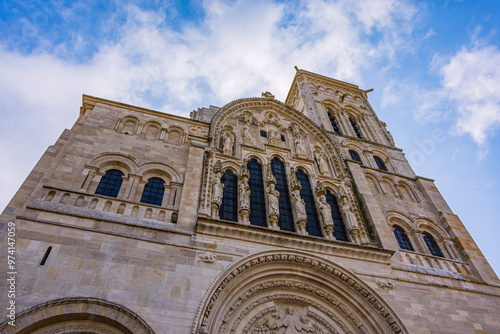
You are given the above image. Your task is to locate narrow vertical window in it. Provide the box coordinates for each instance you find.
[295,169,322,237]
[423,232,444,257]
[393,225,414,251]
[271,158,294,232]
[95,169,123,198]
[349,150,362,164]
[374,156,388,171]
[141,177,165,206]
[325,191,349,241]
[248,159,267,227]
[350,118,363,139]
[328,112,341,134]
[220,170,238,222]
[40,246,52,266]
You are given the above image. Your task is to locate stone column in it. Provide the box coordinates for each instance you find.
[80,168,97,191]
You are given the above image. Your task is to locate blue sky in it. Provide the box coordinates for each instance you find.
[1,0,499,276]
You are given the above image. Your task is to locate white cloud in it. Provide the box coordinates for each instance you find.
[0,0,420,210]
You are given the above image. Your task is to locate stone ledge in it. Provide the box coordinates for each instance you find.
[196,217,394,264]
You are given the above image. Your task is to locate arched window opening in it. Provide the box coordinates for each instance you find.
[271,158,294,232]
[141,177,165,206]
[393,225,414,251]
[374,156,388,171]
[349,150,362,164]
[350,118,363,139]
[328,112,341,134]
[296,169,322,237]
[220,170,238,222]
[423,232,444,257]
[95,169,124,198]
[248,159,267,227]
[325,191,349,241]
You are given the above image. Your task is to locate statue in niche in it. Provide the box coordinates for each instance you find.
[341,201,361,244]
[211,160,223,219]
[291,189,307,235]
[266,163,279,230]
[294,135,307,157]
[242,122,253,144]
[238,163,251,224]
[222,132,234,155]
[314,149,329,176]
[317,194,334,240]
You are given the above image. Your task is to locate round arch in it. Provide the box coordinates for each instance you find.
[193,249,408,334]
[0,297,155,334]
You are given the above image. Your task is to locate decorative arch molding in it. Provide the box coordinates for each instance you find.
[209,98,346,179]
[137,162,182,183]
[87,153,139,175]
[0,297,155,334]
[193,249,408,334]
[385,211,415,231]
[415,218,448,239]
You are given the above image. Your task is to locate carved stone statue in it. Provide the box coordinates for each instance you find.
[341,201,361,244]
[211,160,224,219]
[294,135,307,157]
[291,189,307,235]
[267,183,280,230]
[196,251,216,263]
[314,149,329,176]
[250,306,318,333]
[222,133,233,155]
[238,164,251,224]
[317,194,334,240]
[242,122,253,144]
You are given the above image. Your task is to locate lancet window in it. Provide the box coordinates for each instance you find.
[423,232,444,257]
[374,156,388,171]
[296,169,322,237]
[220,170,238,222]
[248,159,267,227]
[325,191,349,241]
[328,111,341,134]
[95,169,123,198]
[271,158,294,232]
[349,150,362,164]
[350,118,363,139]
[393,225,414,251]
[140,177,165,206]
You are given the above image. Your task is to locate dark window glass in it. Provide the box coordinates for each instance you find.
[248,160,267,227]
[95,169,123,198]
[296,169,322,237]
[423,232,444,257]
[260,130,267,138]
[328,112,341,134]
[374,156,388,171]
[271,158,294,232]
[393,225,414,251]
[141,177,165,206]
[325,191,349,241]
[350,118,363,139]
[220,170,238,222]
[349,150,362,163]
[281,135,286,142]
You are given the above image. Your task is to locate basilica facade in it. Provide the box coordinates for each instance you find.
[1,69,499,333]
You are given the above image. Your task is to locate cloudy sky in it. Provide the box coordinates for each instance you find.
[1,0,499,275]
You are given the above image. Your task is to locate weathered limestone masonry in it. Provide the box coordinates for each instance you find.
[1,69,499,333]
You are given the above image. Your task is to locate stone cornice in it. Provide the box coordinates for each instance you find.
[196,217,394,264]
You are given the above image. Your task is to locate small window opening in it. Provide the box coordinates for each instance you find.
[40,246,52,266]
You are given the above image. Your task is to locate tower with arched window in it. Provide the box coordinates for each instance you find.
[1,68,499,334]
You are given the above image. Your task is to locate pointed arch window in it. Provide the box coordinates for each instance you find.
[296,169,322,237]
[393,225,414,251]
[271,158,294,232]
[328,111,341,134]
[374,156,388,171]
[349,150,362,164]
[350,118,363,139]
[423,232,444,257]
[248,159,267,227]
[95,169,123,198]
[140,177,165,206]
[220,170,238,222]
[325,191,349,241]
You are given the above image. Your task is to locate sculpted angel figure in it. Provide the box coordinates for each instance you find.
[223,133,233,155]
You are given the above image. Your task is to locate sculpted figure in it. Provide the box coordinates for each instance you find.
[317,194,334,239]
[294,135,307,156]
[315,150,329,175]
[267,183,280,216]
[211,168,223,219]
[223,133,233,155]
[341,202,357,230]
[238,179,251,210]
[242,123,253,143]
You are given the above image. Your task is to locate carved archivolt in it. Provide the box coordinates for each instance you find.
[193,249,408,334]
[0,297,155,334]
